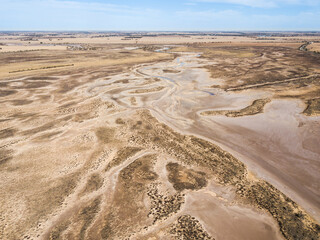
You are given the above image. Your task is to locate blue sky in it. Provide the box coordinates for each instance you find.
[1,0,320,31]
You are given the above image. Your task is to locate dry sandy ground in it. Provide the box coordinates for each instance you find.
[0,45,67,53]
[308,43,320,52]
[1,34,320,47]
[0,36,319,240]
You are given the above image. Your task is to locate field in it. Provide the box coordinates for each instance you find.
[308,42,320,53]
[0,32,319,240]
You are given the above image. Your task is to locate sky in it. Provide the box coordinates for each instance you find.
[1,0,320,31]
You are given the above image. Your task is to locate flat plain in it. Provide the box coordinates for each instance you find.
[0,32,319,240]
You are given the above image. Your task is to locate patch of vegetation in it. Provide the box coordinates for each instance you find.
[163,69,181,73]
[22,116,71,136]
[0,127,17,139]
[73,112,96,122]
[170,215,213,240]
[201,49,256,58]
[113,79,130,84]
[130,86,165,94]
[127,110,320,239]
[201,98,270,117]
[115,118,125,124]
[147,184,185,223]
[166,162,207,191]
[17,81,51,89]
[130,97,137,105]
[10,99,33,105]
[0,90,17,97]
[80,173,104,195]
[18,172,81,240]
[101,154,158,239]
[237,180,320,240]
[35,131,62,140]
[105,147,142,171]
[49,220,70,240]
[303,98,320,116]
[9,64,74,73]
[79,197,101,240]
[95,127,115,144]
[0,148,13,165]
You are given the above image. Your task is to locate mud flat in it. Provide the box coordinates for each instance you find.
[0,34,319,240]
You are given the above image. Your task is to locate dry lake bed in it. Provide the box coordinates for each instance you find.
[0,32,320,239]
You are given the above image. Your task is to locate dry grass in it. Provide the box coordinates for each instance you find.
[129,86,165,94]
[9,64,74,73]
[0,48,173,78]
[166,162,207,191]
[303,98,320,116]
[201,99,271,117]
[307,43,320,53]
[201,49,256,58]
[0,45,67,53]
[170,215,213,239]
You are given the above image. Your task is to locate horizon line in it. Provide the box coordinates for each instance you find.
[1,30,320,33]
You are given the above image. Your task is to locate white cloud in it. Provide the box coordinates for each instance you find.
[1,0,160,15]
[177,9,240,18]
[0,0,162,30]
[194,0,277,8]
[0,0,319,30]
[175,8,320,30]
[194,0,320,8]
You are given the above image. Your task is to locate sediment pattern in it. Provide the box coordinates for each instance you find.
[0,43,319,240]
